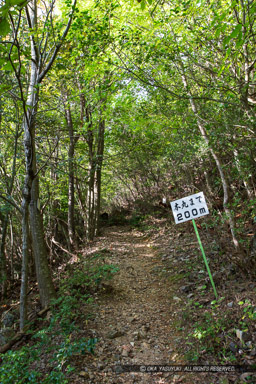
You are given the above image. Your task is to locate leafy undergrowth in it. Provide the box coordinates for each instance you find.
[141,209,256,383]
[0,251,119,384]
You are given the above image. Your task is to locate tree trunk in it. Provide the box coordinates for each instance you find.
[20,3,56,318]
[233,146,253,199]
[30,175,56,307]
[85,115,105,240]
[86,159,96,241]
[85,104,95,241]
[64,104,76,249]
[10,217,14,281]
[0,122,20,298]
[180,70,244,253]
[0,217,9,298]
[95,118,105,236]
[20,199,29,330]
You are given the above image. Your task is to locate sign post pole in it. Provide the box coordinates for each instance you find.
[170,191,218,299]
[192,219,218,299]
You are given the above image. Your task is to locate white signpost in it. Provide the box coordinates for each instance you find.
[170,192,209,224]
[170,192,217,299]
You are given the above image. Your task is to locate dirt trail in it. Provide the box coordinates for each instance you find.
[69,223,252,384]
[70,225,204,384]
[70,227,224,384]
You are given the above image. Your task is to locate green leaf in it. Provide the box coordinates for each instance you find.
[0,3,10,17]
[1,61,14,71]
[223,24,242,48]
[141,0,146,10]
[230,24,242,39]
[215,23,227,38]
[10,0,28,6]
[236,31,243,49]
[0,84,12,95]
[0,17,10,36]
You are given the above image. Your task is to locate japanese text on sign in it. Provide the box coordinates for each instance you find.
[170,192,209,224]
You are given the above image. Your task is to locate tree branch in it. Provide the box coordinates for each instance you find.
[38,0,77,83]
[0,194,22,214]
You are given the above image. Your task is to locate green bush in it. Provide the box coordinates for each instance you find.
[0,256,118,383]
[0,347,40,384]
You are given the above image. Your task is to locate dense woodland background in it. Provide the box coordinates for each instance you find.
[0,0,256,381]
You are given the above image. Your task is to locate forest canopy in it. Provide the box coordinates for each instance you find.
[0,0,255,330]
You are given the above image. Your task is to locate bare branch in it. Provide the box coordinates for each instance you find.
[34,137,59,177]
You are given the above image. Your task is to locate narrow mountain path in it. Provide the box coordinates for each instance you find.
[89,225,182,384]
[68,224,217,384]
